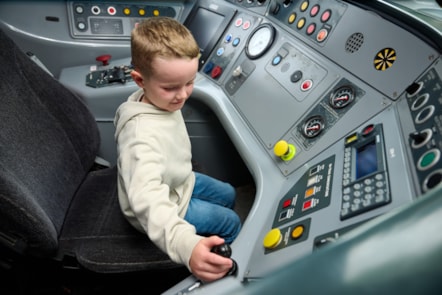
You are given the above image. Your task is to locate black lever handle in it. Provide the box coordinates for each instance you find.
[211,244,238,276]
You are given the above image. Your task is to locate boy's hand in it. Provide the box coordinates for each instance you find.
[189,236,234,282]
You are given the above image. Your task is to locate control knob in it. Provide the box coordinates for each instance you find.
[211,244,238,276]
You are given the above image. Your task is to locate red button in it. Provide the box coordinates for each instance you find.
[321,10,332,22]
[107,6,116,15]
[96,54,112,66]
[242,20,251,30]
[283,199,291,208]
[302,199,313,211]
[306,23,316,35]
[301,79,313,91]
[310,5,320,17]
[211,66,223,79]
[316,28,328,42]
[362,124,375,136]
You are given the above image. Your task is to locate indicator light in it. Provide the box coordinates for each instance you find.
[291,225,304,239]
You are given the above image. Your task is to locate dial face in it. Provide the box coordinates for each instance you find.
[302,115,325,138]
[330,86,355,109]
[245,24,275,59]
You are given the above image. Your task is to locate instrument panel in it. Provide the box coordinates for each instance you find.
[167,0,441,293]
[60,0,442,293]
[67,1,181,39]
[1,0,439,293]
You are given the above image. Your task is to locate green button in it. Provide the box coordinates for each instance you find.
[421,151,436,168]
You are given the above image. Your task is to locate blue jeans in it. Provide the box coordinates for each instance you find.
[184,172,241,244]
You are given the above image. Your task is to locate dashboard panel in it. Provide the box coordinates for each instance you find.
[0,0,441,294]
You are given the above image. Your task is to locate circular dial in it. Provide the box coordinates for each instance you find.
[330,86,355,109]
[245,23,276,60]
[302,115,325,138]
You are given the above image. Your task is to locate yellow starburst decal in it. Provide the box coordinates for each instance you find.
[374,48,396,71]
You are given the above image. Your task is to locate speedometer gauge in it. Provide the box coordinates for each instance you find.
[330,86,355,109]
[302,115,325,138]
[245,23,276,60]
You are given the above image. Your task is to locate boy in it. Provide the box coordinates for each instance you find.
[114,17,241,282]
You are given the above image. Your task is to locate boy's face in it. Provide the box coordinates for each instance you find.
[132,57,199,112]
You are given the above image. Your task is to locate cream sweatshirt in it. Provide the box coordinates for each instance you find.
[114,88,203,269]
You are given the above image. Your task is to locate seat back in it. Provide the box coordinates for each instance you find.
[0,29,100,257]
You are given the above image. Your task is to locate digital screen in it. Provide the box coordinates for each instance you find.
[355,141,378,179]
[185,7,224,55]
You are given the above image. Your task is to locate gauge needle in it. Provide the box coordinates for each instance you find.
[336,95,349,101]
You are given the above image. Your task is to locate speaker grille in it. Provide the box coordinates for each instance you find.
[345,32,364,53]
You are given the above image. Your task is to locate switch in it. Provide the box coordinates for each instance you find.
[211,66,223,79]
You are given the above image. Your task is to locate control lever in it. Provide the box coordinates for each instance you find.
[211,244,238,276]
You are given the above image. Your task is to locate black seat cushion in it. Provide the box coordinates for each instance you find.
[59,166,181,273]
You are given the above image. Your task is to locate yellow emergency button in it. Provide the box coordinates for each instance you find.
[263,228,282,249]
[291,225,304,240]
[274,140,297,161]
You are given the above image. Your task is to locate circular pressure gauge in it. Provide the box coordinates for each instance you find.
[302,115,325,138]
[330,86,355,109]
[245,23,276,60]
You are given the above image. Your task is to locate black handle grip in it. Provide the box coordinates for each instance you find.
[211,244,237,276]
[211,243,232,258]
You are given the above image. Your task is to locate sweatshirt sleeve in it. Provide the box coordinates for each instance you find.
[117,119,202,269]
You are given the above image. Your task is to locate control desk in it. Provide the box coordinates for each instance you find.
[2,0,438,293]
[163,0,442,294]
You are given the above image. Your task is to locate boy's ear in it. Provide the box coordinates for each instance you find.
[131,70,145,88]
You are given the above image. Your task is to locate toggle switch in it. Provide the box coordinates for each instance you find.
[274,140,296,161]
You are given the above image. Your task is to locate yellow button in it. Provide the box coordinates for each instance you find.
[300,1,309,12]
[153,9,160,16]
[288,13,296,24]
[123,8,131,15]
[274,140,289,157]
[138,9,145,16]
[291,225,304,239]
[297,18,306,29]
[263,228,282,249]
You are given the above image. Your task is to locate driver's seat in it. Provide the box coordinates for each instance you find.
[0,28,187,293]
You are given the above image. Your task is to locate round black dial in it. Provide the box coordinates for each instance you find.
[330,86,355,109]
[302,115,325,138]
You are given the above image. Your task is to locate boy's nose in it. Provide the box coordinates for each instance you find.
[176,87,189,99]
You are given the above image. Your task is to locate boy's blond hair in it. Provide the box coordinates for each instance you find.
[131,17,200,78]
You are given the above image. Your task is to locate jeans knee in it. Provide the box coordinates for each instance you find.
[224,211,241,244]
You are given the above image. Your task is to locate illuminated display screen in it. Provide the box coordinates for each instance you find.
[355,141,378,179]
